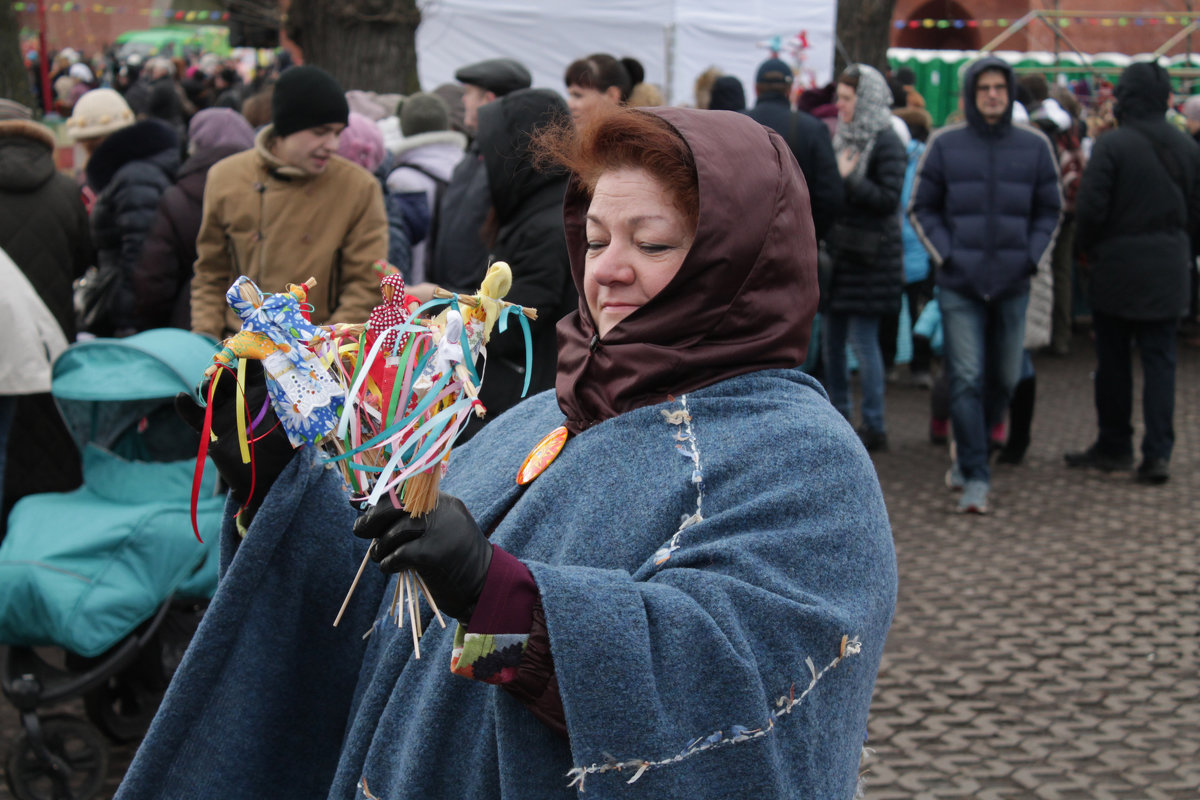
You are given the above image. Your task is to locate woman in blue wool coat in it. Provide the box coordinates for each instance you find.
[119,105,897,800]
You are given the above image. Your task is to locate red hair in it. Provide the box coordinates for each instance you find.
[532,105,698,229]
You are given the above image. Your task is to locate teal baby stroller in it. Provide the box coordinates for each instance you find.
[0,329,225,800]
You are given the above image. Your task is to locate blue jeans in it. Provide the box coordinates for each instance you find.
[940,287,1029,483]
[822,312,885,433]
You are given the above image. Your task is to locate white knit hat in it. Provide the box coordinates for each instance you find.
[65,88,134,140]
[68,62,94,83]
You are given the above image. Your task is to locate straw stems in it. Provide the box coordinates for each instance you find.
[432,287,538,320]
[333,477,449,659]
[333,542,374,628]
[453,364,488,418]
[415,572,447,629]
[407,572,421,654]
[237,280,262,307]
[402,468,441,517]
[332,544,446,659]
[237,276,316,307]
[373,564,447,659]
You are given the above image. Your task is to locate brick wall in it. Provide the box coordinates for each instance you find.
[892,0,1200,57]
[16,0,170,57]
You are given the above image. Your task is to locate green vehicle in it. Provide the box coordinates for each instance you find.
[114,24,230,61]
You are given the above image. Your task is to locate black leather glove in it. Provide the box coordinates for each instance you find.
[175,359,295,515]
[353,492,493,623]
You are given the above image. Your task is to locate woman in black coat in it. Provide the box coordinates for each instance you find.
[823,63,906,451]
[85,117,179,336]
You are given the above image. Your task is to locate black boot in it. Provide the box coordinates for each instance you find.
[998,375,1035,465]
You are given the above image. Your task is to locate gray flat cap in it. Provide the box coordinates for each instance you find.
[454,58,532,96]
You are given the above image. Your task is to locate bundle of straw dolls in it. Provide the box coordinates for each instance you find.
[192,261,536,656]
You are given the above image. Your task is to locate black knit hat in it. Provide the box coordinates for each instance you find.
[272,65,349,137]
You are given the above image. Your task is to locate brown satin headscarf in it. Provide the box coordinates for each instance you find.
[555,107,820,433]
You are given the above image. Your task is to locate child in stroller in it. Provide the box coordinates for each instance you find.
[0,329,224,800]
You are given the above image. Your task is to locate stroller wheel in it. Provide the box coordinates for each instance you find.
[5,714,109,800]
[72,600,206,743]
[81,674,163,744]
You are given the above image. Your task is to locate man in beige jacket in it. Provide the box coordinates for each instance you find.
[190,65,387,340]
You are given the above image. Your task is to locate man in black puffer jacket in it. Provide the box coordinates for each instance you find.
[1064,62,1200,485]
[910,57,1061,514]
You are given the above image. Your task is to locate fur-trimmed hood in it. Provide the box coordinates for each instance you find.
[252,124,320,180]
[0,119,58,192]
[0,118,55,150]
[85,118,179,192]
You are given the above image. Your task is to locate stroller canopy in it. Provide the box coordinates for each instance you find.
[54,329,215,457]
[53,328,215,401]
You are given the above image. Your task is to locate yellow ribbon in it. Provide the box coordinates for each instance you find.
[208,368,223,443]
[236,358,250,464]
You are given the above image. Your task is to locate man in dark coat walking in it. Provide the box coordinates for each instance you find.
[743,58,841,241]
[1064,62,1200,484]
[910,56,1061,513]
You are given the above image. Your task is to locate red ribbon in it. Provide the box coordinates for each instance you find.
[190,377,220,543]
[189,365,275,542]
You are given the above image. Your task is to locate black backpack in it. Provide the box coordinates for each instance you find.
[397,163,449,272]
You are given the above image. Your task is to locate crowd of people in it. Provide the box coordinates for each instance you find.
[2,35,1198,797]
[691,53,1197,509]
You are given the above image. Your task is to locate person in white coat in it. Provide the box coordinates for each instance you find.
[0,246,70,535]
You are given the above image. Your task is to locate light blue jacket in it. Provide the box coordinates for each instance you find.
[116,370,897,800]
[901,139,931,285]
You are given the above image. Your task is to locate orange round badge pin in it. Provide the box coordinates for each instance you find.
[517,426,569,485]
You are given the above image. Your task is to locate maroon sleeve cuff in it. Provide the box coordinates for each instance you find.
[466,545,536,636]
[501,595,567,740]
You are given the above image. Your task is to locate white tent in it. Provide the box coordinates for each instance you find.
[415,0,838,106]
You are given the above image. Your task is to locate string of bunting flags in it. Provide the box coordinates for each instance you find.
[895,15,1198,30]
[11,2,230,20]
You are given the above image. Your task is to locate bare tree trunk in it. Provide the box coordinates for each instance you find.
[835,0,897,76]
[285,0,420,94]
[0,0,36,108]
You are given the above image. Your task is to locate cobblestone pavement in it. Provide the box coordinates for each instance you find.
[865,334,1199,799]
[1,333,1197,799]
